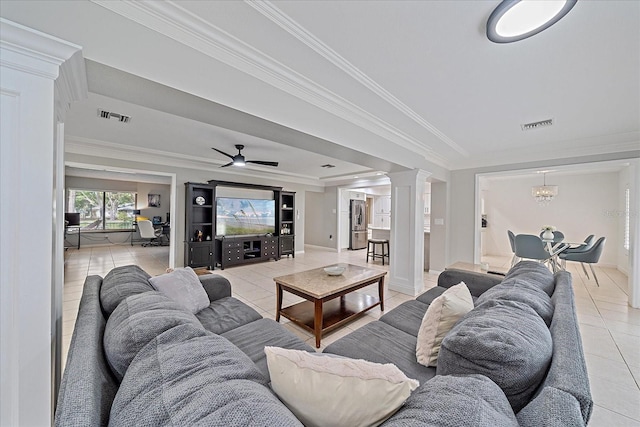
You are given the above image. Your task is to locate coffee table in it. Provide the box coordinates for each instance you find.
[274,264,387,348]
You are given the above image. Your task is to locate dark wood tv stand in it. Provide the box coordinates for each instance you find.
[215,235,279,269]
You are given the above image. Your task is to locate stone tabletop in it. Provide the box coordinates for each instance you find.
[273,263,387,299]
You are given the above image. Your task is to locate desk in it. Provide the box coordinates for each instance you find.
[64,225,81,249]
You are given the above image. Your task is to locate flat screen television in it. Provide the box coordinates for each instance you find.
[216,197,275,236]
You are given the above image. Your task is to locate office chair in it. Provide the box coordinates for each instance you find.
[559,237,606,286]
[138,220,162,247]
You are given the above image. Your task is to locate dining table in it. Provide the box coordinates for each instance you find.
[542,239,586,272]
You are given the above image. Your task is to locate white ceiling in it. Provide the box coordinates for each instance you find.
[2,1,639,184]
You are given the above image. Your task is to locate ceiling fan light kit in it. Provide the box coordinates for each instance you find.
[212,144,278,168]
[487,0,578,43]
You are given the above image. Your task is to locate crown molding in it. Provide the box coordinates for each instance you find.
[247,1,468,157]
[65,135,330,187]
[0,18,83,80]
[89,1,449,168]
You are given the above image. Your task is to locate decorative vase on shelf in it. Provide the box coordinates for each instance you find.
[542,230,554,240]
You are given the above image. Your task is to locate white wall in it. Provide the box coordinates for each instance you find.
[304,191,326,246]
[482,172,621,266]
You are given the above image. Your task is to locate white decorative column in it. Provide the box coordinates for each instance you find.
[0,19,86,426]
[388,169,431,295]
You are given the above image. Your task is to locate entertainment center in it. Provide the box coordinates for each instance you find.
[184,181,295,270]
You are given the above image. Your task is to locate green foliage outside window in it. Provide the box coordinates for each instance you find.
[67,189,137,230]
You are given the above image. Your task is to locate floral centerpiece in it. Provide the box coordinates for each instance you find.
[541,225,556,240]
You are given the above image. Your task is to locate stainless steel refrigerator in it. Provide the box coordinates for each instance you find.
[349,200,368,250]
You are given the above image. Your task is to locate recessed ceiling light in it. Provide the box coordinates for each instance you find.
[487,0,577,43]
[353,176,359,179]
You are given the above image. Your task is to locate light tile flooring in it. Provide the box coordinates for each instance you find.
[63,245,639,425]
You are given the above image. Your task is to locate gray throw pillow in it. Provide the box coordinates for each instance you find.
[100,265,154,315]
[149,267,210,314]
[103,291,204,381]
[503,261,555,296]
[109,324,303,427]
[437,300,552,412]
[477,278,554,326]
[384,374,517,426]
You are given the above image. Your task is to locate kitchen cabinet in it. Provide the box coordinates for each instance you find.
[373,213,390,228]
[424,192,431,215]
[375,195,391,214]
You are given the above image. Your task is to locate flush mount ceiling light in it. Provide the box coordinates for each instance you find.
[487,0,577,43]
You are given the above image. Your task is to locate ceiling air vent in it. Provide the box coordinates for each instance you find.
[98,109,132,124]
[521,118,553,131]
[321,164,336,168]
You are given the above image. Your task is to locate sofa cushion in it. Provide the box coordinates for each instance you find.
[437,299,553,412]
[196,296,263,334]
[477,278,554,326]
[265,347,419,427]
[415,286,447,305]
[109,324,303,427]
[379,300,429,337]
[103,291,204,381]
[100,265,154,315]
[503,261,555,296]
[416,282,474,367]
[383,374,518,426]
[324,321,436,385]
[148,266,210,314]
[222,318,315,380]
[516,386,586,427]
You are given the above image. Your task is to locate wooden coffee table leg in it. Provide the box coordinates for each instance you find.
[275,283,283,322]
[314,299,323,348]
[378,276,385,311]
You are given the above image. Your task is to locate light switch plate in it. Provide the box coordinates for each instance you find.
[435,218,444,225]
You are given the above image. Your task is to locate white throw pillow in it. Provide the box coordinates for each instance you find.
[265,347,419,427]
[416,282,473,367]
[148,267,210,314]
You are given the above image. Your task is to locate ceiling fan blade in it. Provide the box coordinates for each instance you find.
[212,147,235,159]
[220,162,234,168]
[246,160,279,167]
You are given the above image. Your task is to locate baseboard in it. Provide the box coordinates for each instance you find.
[303,244,338,252]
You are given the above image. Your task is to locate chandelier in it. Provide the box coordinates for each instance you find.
[532,173,558,205]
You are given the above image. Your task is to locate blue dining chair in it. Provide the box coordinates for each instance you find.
[539,230,565,243]
[563,235,595,254]
[507,230,519,267]
[515,234,553,271]
[559,237,606,286]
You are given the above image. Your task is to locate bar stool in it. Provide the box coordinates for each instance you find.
[367,239,389,265]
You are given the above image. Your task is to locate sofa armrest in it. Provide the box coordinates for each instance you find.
[199,274,232,301]
[437,269,503,297]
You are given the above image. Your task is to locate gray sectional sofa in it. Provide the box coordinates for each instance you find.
[55,261,592,426]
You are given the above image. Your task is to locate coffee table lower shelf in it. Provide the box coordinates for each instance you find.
[280,293,380,345]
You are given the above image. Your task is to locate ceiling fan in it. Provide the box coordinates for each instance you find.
[211,144,279,168]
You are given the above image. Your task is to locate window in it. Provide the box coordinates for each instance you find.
[624,187,630,251]
[67,189,137,231]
